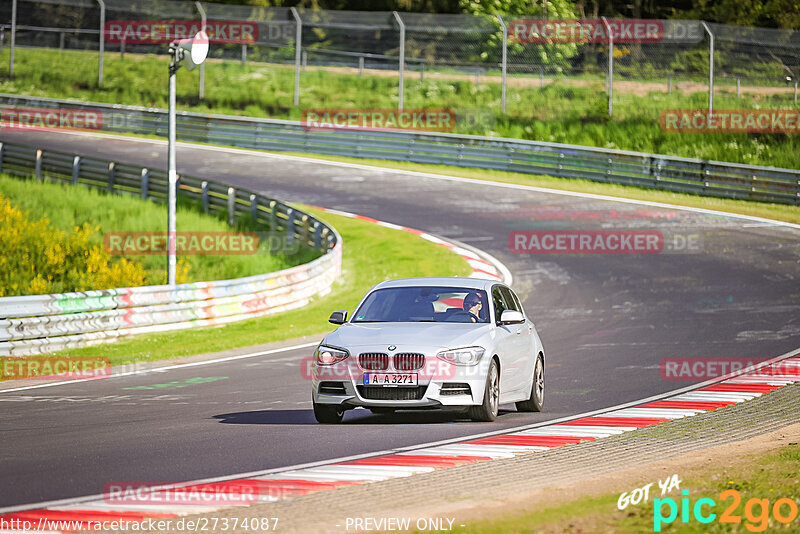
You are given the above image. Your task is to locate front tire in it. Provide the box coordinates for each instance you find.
[469,359,500,422]
[516,354,544,412]
[313,402,344,424]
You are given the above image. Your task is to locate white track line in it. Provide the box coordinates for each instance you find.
[0,341,321,393]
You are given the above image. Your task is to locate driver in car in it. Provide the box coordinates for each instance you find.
[463,292,483,323]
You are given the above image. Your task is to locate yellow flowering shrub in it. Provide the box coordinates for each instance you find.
[0,195,147,296]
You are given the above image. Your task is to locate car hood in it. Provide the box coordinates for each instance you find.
[324,322,492,351]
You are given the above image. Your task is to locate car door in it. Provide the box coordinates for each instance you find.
[502,286,536,391]
[492,285,526,398]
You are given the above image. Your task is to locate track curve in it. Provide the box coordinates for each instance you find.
[1,129,799,508]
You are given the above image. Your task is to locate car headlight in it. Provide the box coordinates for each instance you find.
[315,345,349,365]
[436,346,485,366]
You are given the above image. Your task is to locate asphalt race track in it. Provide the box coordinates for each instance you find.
[1,129,799,509]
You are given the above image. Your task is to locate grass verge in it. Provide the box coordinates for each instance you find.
[2,47,799,169]
[44,207,471,366]
[437,442,800,533]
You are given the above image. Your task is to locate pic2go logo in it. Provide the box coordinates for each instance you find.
[654,489,800,532]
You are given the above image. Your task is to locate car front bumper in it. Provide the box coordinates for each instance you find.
[311,355,490,409]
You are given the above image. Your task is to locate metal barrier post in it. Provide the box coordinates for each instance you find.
[107,161,115,193]
[302,214,310,245]
[72,156,81,184]
[393,11,405,111]
[10,0,16,77]
[227,187,236,226]
[359,55,364,77]
[35,149,42,181]
[497,15,507,114]
[241,44,246,65]
[140,168,149,199]
[97,0,105,86]
[269,200,277,230]
[201,180,209,212]
[701,21,714,115]
[736,77,740,97]
[59,32,65,51]
[121,39,125,59]
[313,221,321,248]
[601,17,613,116]
[286,208,295,244]
[250,193,257,220]
[0,142,4,173]
[668,73,671,93]
[795,80,798,103]
[291,7,302,107]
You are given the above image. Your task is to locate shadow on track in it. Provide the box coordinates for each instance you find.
[212,408,517,425]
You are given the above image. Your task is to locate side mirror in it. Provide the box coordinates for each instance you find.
[329,310,348,325]
[498,310,525,325]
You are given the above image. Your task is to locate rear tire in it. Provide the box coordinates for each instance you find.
[469,359,500,422]
[313,402,344,424]
[516,354,544,412]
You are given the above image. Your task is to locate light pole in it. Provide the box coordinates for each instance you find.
[167,31,208,285]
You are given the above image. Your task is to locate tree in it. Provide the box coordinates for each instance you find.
[678,0,800,29]
[459,0,581,71]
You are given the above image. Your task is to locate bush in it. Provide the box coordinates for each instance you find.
[0,195,148,296]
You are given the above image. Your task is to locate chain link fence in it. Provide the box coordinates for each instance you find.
[1,0,799,127]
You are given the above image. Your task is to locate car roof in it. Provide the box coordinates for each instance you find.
[371,277,503,291]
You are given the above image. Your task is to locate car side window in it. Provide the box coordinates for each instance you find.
[500,287,523,315]
[492,286,507,322]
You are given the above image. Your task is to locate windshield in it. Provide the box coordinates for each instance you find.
[352,286,489,323]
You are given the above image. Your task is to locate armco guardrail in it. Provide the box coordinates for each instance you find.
[1,94,799,205]
[0,141,341,357]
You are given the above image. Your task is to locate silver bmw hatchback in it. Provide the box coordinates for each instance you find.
[311,277,545,423]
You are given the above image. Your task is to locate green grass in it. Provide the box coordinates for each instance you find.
[431,443,800,533]
[50,206,472,366]
[0,174,309,287]
[2,47,799,169]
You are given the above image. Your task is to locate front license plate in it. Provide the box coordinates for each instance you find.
[363,373,418,387]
